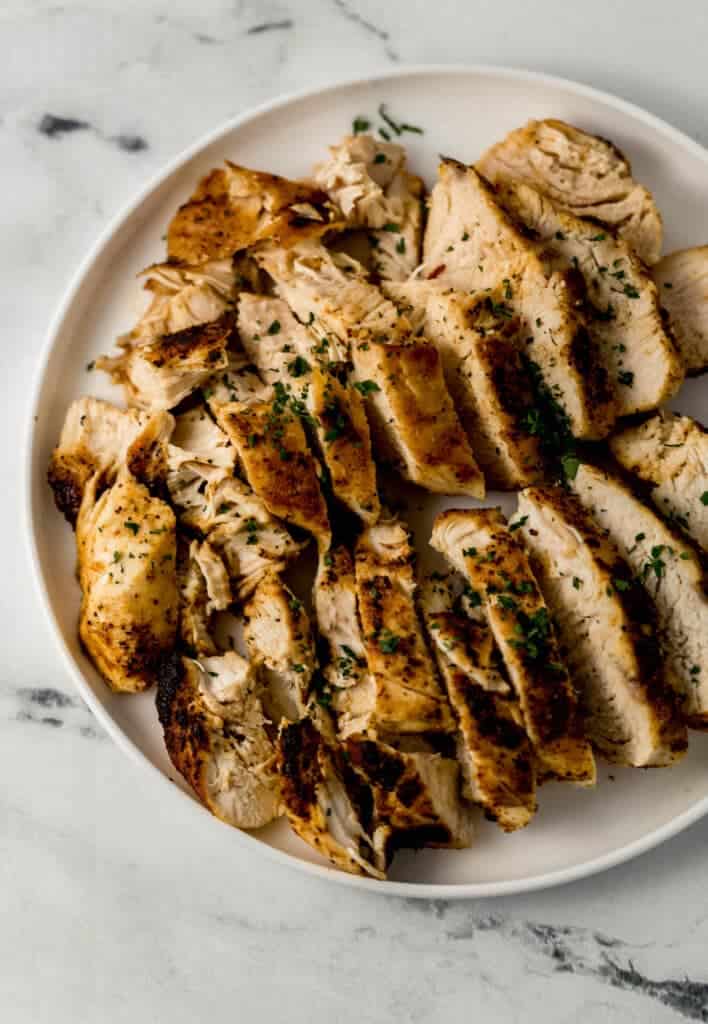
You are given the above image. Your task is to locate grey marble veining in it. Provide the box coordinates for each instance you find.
[3,1,708,1021]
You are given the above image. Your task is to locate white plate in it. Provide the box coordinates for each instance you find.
[26,65,708,898]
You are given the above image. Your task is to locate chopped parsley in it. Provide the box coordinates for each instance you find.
[701,491,708,506]
[509,607,553,662]
[508,515,528,532]
[378,629,400,654]
[86,360,95,372]
[124,520,139,535]
[112,551,122,563]
[396,236,406,254]
[267,320,281,335]
[373,152,387,164]
[354,379,380,396]
[464,585,482,607]
[623,283,640,299]
[618,370,634,387]
[352,116,370,134]
[462,547,477,557]
[642,545,667,580]
[572,576,583,589]
[382,222,401,232]
[287,355,310,378]
[612,577,632,592]
[561,454,580,481]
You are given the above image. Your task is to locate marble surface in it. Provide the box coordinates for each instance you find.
[4,2,708,1021]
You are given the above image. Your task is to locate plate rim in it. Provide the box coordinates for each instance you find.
[24,61,708,899]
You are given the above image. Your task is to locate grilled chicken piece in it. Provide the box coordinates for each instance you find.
[213,399,331,547]
[258,241,484,497]
[98,313,233,411]
[167,162,342,264]
[423,159,614,440]
[345,737,473,849]
[420,574,536,831]
[314,546,370,693]
[610,412,708,552]
[277,717,385,878]
[157,652,282,829]
[477,118,663,265]
[124,260,235,348]
[238,294,380,523]
[47,397,171,524]
[177,538,231,656]
[386,281,544,488]
[517,487,687,765]
[344,518,453,735]
[76,470,178,693]
[431,508,596,784]
[571,464,708,727]
[652,247,708,373]
[243,573,316,723]
[314,134,424,280]
[494,180,683,416]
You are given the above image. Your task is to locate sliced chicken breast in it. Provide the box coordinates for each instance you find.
[346,518,454,735]
[610,411,708,552]
[314,133,424,280]
[386,281,544,488]
[177,538,231,656]
[170,405,235,470]
[494,180,683,416]
[243,573,317,723]
[653,247,708,373]
[157,652,282,829]
[277,717,385,878]
[477,118,663,265]
[47,397,171,524]
[517,487,687,765]
[167,162,342,264]
[258,241,485,496]
[571,464,708,727]
[314,545,371,694]
[345,737,473,849]
[431,508,596,784]
[423,159,614,440]
[76,470,178,693]
[98,313,233,411]
[420,573,536,831]
[213,397,331,548]
[238,294,380,523]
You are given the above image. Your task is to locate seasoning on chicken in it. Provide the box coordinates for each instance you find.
[47,396,172,524]
[277,717,385,878]
[243,573,317,723]
[167,162,342,265]
[610,411,708,552]
[77,469,178,693]
[570,463,708,728]
[157,652,282,829]
[431,507,596,784]
[339,518,454,736]
[477,118,663,265]
[517,486,687,765]
[493,180,683,416]
[420,573,536,831]
[314,545,371,696]
[386,281,544,488]
[423,158,614,440]
[177,538,231,656]
[652,246,708,373]
[238,294,380,523]
[314,133,424,280]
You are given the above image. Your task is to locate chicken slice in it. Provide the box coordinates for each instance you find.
[238,294,380,523]
[570,464,708,727]
[345,737,473,849]
[477,118,663,265]
[47,397,171,524]
[345,518,454,736]
[243,573,317,723]
[258,241,484,496]
[420,573,536,831]
[167,162,342,264]
[177,538,232,656]
[213,398,331,547]
[652,247,708,373]
[277,717,385,878]
[423,159,614,440]
[517,487,687,765]
[124,260,235,348]
[610,411,708,552]
[494,180,683,416]
[314,133,424,280]
[386,281,544,488]
[314,546,370,692]
[76,470,178,693]
[98,313,233,411]
[170,405,235,470]
[431,508,596,784]
[157,652,282,829]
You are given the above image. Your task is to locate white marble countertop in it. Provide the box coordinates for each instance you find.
[4,2,708,1021]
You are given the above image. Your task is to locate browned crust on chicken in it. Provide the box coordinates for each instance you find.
[214,401,331,546]
[167,163,342,265]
